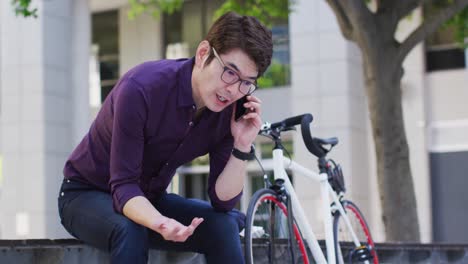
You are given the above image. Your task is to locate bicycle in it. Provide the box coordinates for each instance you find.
[244,113,378,264]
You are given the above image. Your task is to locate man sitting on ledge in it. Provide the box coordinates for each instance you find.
[57,11,273,264]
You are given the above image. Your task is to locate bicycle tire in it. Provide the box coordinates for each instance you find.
[244,188,309,264]
[333,200,379,264]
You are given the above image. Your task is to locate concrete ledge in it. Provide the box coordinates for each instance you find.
[2,239,468,263]
[375,242,468,263]
[0,239,205,264]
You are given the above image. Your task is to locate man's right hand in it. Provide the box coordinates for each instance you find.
[123,196,204,243]
[153,216,204,242]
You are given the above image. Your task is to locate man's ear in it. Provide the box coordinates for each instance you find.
[195,40,211,68]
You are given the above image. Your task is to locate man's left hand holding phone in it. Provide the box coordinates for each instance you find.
[234,95,252,122]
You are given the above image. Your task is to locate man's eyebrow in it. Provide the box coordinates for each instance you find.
[227,62,257,81]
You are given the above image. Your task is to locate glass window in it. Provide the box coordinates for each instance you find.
[92,11,120,102]
[425,7,467,71]
[426,47,465,71]
[183,173,208,200]
[163,0,224,59]
[258,23,291,89]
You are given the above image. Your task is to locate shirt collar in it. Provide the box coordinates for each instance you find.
[177,57,197,108]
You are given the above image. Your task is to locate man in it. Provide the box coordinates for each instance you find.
[58,11,272,264]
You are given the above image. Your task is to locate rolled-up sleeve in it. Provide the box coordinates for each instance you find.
[207,133,242,212]
[109,78,148,213]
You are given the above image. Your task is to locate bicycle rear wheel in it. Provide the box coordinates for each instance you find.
[244,188,309,264]
[333,200,379,264]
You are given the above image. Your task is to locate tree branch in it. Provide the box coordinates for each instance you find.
[375,0,417,40]
[338,0,378,46]
[341,0,375,31]
[396,0,468,65]
[392,0,421,20]
[325,0,354,40]
[376,0,401,13]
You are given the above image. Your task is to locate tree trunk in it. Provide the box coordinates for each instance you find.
[363,54,420,242]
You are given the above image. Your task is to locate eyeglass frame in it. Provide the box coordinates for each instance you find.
[211,47,258,95]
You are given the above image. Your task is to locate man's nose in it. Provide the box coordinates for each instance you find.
[225,82,239,95]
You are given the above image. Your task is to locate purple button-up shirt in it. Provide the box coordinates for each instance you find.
[63,58,241,213]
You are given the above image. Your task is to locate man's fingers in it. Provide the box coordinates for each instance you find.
[176,226,195,241]
[242,111,260,120]
[178,218,203,238]
[173,218,203,242]
[243,99,262,117]
[190,217,204,228]
[247,95,262,104]
[158,217,204,242]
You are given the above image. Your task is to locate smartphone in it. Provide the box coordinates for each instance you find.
[235,95,249,122]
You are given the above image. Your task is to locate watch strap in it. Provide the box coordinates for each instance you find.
[232,145,255,161]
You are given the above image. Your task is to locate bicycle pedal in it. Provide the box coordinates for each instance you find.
[350,245,373,262]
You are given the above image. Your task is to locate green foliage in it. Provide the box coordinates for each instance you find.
[127,0,184,20]
[257,60,290,89]
[9,0,467,49]
[427,1,468,47]
[10,0,292,28]
[12,0,37,18]
[214,0,292,27]
[445,7,468,47]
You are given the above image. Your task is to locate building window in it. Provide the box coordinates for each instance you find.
[425,9,467,72]
[163,0,224,59]
[426,45,466,71]
[92,11,120,102]
[257,23,291,89]
[183,173,209,200]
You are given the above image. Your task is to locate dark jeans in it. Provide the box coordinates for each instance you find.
[58,179,245,264]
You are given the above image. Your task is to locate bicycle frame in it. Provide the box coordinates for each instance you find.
[272,148,364,264]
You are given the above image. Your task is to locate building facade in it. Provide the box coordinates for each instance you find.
[1,0,467,244]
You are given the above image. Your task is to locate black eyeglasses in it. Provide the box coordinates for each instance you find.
[212,47,257,95]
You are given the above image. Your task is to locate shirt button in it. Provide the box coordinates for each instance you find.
[66,180,70,183]
[189,121,194,126]
[61,192,64,196]
[165,163,169,166]
[192,105,196,110]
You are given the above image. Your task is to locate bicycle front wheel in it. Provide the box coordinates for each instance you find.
[333,200,379,264]
[244,188,309,264]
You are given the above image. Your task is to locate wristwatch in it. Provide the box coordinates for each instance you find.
[232,145,255,161]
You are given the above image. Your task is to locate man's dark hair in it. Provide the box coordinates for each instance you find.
[204,12,273,77]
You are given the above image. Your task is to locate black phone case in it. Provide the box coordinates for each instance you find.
[235,96,248,121]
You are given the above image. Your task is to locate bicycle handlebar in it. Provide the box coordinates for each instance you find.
[271,114,307,130]
[268,113,327,158]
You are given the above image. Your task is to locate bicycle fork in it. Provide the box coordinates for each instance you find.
[272,149,328,263]
[271,179,297,264]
